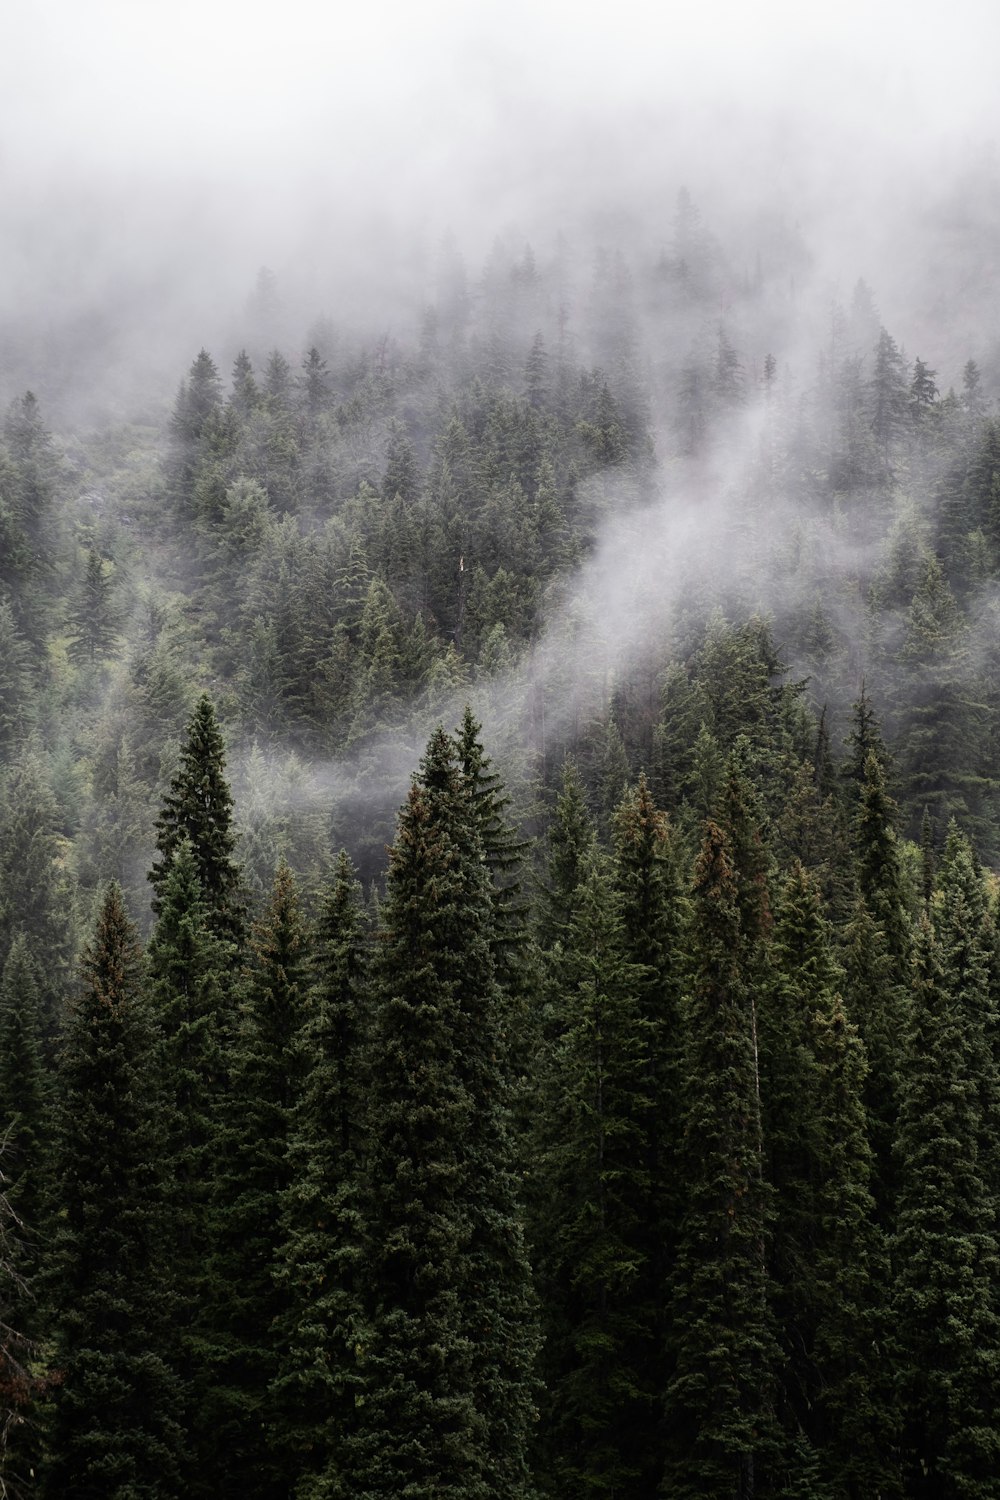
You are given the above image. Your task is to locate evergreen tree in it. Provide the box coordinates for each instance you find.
[65,549,120,665]
[206,859,311,1500]
[149,694,244,945]
[271,852,370,1497]
[532,849,656,1497]
[0,933,51,1494]
[539,759,595,946]
[43,884,183,1498]
[892,912,1000,1496]
[353,727,537,1499]
[764,863,897,1491]
[808,989,897,1498]
[0,600,34,752]
[664,820,782,1498]
[610,772,685,1478]
[143,839,230,1485]
[0,751,77,1034]
[0,934,50,1231]
[870,327,908,474]
[454,707,529,991]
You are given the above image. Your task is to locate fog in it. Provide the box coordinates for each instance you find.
[2,0,998,417]
[4,0,1000,881]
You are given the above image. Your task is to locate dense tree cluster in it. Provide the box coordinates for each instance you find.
[2,194,1000,1495]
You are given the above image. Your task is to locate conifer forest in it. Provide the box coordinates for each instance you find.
[4,4,1000,1496]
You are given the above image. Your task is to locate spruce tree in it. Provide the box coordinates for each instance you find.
[43,884,183,1498]
[892,912,1000,1495]
[846,749,911,1222]
[539,758,595,947]
[149,694,244,946]
[353,727,537,1499]
[808,988,897,1497]
[531,848,655,1497]
[0,933,51,1495]
[65,548,120,665]
[0,934,50,1231]
[610,773,685,1484]
[271,851,370,1497]
[664,820,782,1498]
[143,839,230,1488]
[206,859,311,1500]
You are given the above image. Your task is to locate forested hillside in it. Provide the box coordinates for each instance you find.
[4,184,1000,1495]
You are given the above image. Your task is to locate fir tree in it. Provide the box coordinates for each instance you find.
[206,859,311,1500]
[353,727,537,1499]
[539,758,595,947]
[610,772,685,1483]
[808,989,897,1497]
[149,694,244,945]
[892,912,1000,1496]
[143,839,230,1486]
[664,820,782,1499]
[0,933,51,1494]
[43,884,183,1498]
[65,549,120,666]
[270,851,370,1498]
[531,849,656,1497]
[0,934,50,1231]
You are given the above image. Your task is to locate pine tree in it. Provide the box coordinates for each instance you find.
[846,749,911,1224]
[809,989,898,1497]
[65,548,120,665]
[0,934,50,1231]
[892,912,1000,1495]
[0,600,34,752]
[43,884,183,1498]
[531,848,655,1497]
[539,758,595,947]
[764,863,897,1492]
[206,859,311,1500]
[143,839,230,1484]
[664,820,782,1498]
[0,933,51,1495]
[149,694,244,945]
[352,727,537,1499]
[271,852,370,1497]
[0,751,77,1035]
[454,707,529,992]
[610,772,685,1483]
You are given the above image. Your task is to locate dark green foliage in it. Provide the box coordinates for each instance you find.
[144,839,230,1474]
[5,200,1000,1500]
[353,727,537,1499]
[0,752,77,1031]
[149,695,244,944]
[0,601,34,752]
[610,772,684,1467]
[540,759,595,946]
[65,548,120,665]
[271,851,369,1497]
[0,934,50,1229]
[764,863,896,1492]
[44,884,184,1499]
[664,820,782,1498]
[0,933,51,1493]
[808,989,897,1497]
[892,910,1000,1496]
[206,859,311,1500]
[531,849,657,1497]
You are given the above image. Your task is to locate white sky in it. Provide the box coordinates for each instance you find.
[3,0,997,188]
[0,0,997,388]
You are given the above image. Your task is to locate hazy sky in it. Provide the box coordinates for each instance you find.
[1,0,997,408]
[4,1,996,205]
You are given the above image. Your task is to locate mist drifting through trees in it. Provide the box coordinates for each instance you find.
[2,1,1000,1495]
